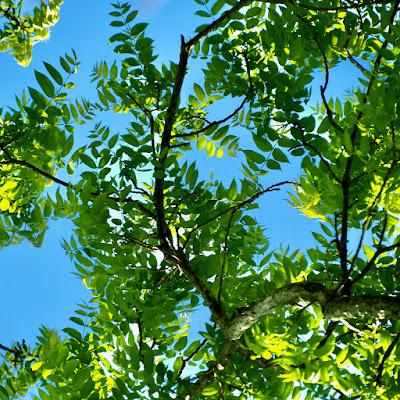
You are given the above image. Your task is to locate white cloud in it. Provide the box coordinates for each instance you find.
[136,0,168,13]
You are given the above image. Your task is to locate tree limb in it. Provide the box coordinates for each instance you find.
[224,281,400,340]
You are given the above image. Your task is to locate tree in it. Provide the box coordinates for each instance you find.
[0,0,62,66]
[1,0,400,398]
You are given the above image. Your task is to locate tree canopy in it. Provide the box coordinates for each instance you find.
[1,0,400,399]
[0,0,62,66]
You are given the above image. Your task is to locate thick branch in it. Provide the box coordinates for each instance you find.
[175,249,227,327]
[224,282,400,340]
[339,0,400,285]
[154,35,190,246]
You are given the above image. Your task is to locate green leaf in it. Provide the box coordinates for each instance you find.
[173,357,183,375]
[43,62,63,85]
[211,0,225,15]
[266,159,281,170]
[59,56,71,73]
[193,83,205,102]
[197,136,207,150]
[80,154,97,168]
[244,150,265,164]
[213,125,229,141]
[131,22,148,35]
[273,149,289,163]
[253,134,272,151]
[315,336,335,357]
[28,87,47,108]
[70,316,85,326]
[126,10,138,23]
[0,386,9,400]
[63,327,82,341]
[110,20,124,27]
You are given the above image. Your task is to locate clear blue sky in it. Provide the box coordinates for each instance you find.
[0,0,360,359]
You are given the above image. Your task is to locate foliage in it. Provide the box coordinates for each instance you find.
[1,0,400,399]
[0,0,62,66]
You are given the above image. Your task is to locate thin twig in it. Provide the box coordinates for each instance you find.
[346,50,368,75]
[351,241,400,287]
[175,89,252,139]
[218,211,235,305]
[184,181,296,247]
[178,338,208,377]
[0,158,156,218]
[314,36,344,133]
[297,126,341,182]
[376,332,400,386]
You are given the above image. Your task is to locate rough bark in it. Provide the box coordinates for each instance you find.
[224,282,400,340]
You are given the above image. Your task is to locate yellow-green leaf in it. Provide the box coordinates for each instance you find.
[42,369,53,379]
[206,141,215,157]
[0,199,10,211]
[31,361,43,371]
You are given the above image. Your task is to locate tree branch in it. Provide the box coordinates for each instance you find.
[176,341,238,400]
[218,211,235,305]
[350,242,400,287]
[296,124,341,182]
[224,281,400,340]
[345,162,394,285]
[293,0,394,12]
[154,35,190,249]
[375,331,400,386]
[175,90,252,139]
[186,0,394,51]
[318,44,344,134]
[175,249,227,327]
[178,338,208,377]
[0,158,156,219]
[184,181,296,247]
[346,50,368,75]
[337,0,399,286]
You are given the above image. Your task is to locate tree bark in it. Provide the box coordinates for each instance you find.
[224,282,400,340]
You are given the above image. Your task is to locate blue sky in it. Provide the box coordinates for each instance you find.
[0,0,205,352]
[0,0,361,362]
